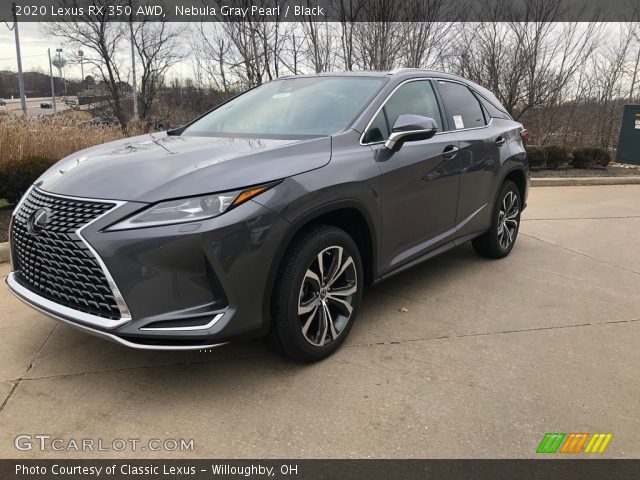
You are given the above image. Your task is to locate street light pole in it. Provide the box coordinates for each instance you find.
[48,48,57,114]
[11,2,27,116]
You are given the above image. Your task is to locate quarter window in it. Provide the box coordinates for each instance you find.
[437,81,486,130]
[364,110,389,143]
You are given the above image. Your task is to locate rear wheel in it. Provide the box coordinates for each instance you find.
[270,225,363,362]
[472,180,521,259]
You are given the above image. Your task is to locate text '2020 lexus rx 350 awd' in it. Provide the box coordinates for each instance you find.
[7,69,528,361]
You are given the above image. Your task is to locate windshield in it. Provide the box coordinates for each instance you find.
[183,77,386,137]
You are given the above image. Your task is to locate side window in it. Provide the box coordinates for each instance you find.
[437,81,486,129]
[384,81,443,133]
[363,81,443,142]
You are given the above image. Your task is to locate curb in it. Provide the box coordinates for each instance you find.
[531,176,640,187]
[0,242,8,264]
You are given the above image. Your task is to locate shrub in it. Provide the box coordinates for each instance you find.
[571,147,611,169]
[0,157,54,204]
[543,145,570,170]
[526,146,547,169]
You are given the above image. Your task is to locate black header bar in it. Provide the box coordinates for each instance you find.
[2,0,639,23]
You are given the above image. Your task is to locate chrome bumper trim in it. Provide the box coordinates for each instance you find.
[7,272,131,329]
[139,313,225,331]
[6,273,228,351]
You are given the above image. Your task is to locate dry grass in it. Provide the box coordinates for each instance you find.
[0,112,144,164]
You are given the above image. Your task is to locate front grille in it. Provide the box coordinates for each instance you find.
[11,188,121,319]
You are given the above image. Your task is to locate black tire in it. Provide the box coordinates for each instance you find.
[270,225,363,362]
[472,180,522,259]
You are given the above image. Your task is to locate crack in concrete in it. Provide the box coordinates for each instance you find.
[347,317,640,349]
[0,382,18,412]
[520,232,640,276]
[0,324,57,412]
[9,317,640,384]
[10,349,270,383]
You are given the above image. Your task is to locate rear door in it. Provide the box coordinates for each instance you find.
[434,80,508,237]
[363,79,461,272]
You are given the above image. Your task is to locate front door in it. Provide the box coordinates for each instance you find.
[363,80,461,272]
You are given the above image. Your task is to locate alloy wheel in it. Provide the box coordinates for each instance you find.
[497,190,519,249]
[297,246,358,347]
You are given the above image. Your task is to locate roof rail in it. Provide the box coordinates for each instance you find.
[387,68,425,75]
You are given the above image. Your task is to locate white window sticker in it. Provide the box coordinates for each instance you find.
[453,115,464,129]
[272,93,291,99]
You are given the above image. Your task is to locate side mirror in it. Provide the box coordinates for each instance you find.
[385,114,438,151]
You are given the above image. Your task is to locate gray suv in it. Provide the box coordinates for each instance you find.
[7,70,528,361]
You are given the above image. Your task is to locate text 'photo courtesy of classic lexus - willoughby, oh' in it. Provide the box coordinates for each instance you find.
[6,69,529,362]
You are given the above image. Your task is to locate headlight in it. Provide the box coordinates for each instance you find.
[108,183,276,230]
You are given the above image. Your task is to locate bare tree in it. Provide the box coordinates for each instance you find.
[42,0,130,126]
[280,29,302,75]
[398,0,457,68]
[448,0,602,120]
[190,23,233,91]
[302,20,334,73]
[131,17,186,120]
[588,24,638,148]
[331,0,365,71]
[353,21,404,70]
[627,7,640,101]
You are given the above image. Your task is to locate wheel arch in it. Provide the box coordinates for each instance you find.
[501,168,528,207]
[261,200,378,329]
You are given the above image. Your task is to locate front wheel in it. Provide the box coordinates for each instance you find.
[270,225,363,362]
[472,180,522,259]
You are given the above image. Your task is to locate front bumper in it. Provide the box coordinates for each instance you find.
[7,191,290,350]
[7,273,227,350]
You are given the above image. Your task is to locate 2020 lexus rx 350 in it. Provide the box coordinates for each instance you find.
[7,70,528,361]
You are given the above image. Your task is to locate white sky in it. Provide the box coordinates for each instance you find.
[0,22,192,82]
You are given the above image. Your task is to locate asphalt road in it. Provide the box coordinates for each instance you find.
[0,185,638,459]
[0,97,76,117]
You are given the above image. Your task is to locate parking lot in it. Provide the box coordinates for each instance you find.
[1,185,639,458]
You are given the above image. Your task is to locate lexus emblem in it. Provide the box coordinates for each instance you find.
[29,208,49,233]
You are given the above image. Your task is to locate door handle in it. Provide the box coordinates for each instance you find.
[442,145,459,159]
[495,136,506,147]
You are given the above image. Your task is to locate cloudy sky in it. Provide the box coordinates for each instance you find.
[0,23,59,73]
[0,22,191,81]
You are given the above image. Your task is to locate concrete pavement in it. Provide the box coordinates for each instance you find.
[0,185,639,458]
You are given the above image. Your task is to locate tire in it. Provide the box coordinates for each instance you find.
[270,225,363,362]
[472,180,522,259]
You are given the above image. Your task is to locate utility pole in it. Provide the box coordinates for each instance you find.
[11,2,27,116]
[129,9,138,120]
[48,49,57,114]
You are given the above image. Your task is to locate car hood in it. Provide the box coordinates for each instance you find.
[36,133,331,203]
